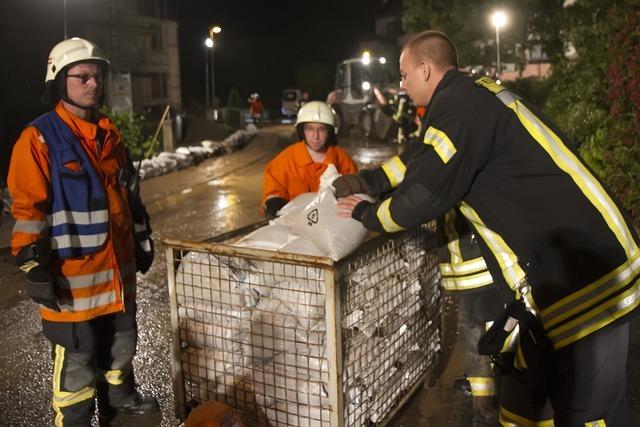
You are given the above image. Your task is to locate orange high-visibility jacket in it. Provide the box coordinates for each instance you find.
[261,141,357,209]
[8,102,137,322]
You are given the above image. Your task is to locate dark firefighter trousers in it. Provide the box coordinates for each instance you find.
[42,300,138,426]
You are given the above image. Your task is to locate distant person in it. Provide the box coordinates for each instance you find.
[261,101,357,218]
[247,92,264,127]
[7,37,158,425]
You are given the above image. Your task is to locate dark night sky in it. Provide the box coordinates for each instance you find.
[170,0,380,110]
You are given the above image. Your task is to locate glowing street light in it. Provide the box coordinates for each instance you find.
[204,25,222,119]
[491,11,508,77]
[362,50,371,65]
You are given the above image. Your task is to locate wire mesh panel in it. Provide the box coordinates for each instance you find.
[165,221,441,426]
[338,223,441,425]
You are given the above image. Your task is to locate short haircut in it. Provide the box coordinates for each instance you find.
[404,30,459,70]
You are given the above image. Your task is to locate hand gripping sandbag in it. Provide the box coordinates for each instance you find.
[292,187,370,261]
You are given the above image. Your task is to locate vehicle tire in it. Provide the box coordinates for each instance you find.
[331,104,350,138]
[359,108,375,139]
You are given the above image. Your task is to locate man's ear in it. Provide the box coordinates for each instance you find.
[420,61,431,82]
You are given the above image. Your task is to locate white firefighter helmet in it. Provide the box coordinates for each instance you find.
[45,37,110,83]
[295,101,337,133]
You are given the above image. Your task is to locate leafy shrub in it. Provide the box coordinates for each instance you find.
[100,108,155,160]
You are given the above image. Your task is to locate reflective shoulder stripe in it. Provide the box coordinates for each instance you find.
[585,420,607,427]
[49,209,109,227]
[467,377,496,397]
[541,253,640,330]
[56,269,114,290]
[423,126,457,164]
[459,202,534,308]
[492,87,638,259]
[547,276,640,349]
[499,406,554,427]
[13,219,48,234]
[376,198,404,232]
[441,270,494,291]
[474,76,506,94]
[381,156,407,188]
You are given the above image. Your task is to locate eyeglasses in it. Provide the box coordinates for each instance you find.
[67,73,103,84]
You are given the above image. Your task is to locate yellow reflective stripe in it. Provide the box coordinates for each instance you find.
[541,253,640,329]
[440,256,489,276]
[548,277,640,349]
[393,97,406,121]
[52,345,95,410]
[376,198,404,232]
[475,76,505,94]
[501,324,519,353]
[468,377,496,396]
[499,406,555,427]
[104,369,125,385]
[13,219,48,234]
[423,126,457,163]
[585,420,607,427]
[514,341,527,370]
[500,95,637,259]
[443,210,462,264]
[19,260,39,273]
[459,202,535,310]
[381,155,407,188]
[441,270,494,291]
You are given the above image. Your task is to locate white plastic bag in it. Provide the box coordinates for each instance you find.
[270,192,316,227]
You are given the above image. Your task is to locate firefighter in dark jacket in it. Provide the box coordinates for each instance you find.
[335,30,638,426]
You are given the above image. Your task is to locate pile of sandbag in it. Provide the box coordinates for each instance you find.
[134,126,257,180]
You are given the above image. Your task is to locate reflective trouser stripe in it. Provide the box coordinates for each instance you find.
[585,420,607,427]
[381,156,407,188]
[13,218,47,234]
[376,198,404,232]
[104,369,126,385]
[52,345,96,426]
[468,376,496,397]
[499,406,555,427]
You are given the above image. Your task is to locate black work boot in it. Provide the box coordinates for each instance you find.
[98,391,159,421]
[453,376,472,395]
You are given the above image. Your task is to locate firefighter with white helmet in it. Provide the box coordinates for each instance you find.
[7,37,158,424]
[261,101,357,218]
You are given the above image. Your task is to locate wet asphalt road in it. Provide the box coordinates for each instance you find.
[1,124,639,426]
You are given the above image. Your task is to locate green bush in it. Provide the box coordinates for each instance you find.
[100,108,155,160]
[503,77,553,111]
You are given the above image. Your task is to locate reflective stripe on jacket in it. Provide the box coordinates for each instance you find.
[261,141,357,209]
[8,102,137,322]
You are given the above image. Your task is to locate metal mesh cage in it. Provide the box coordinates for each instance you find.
[165,221,441,426]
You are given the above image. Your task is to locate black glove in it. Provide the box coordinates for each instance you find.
[333,174,372,198]
[17,240,60,312]
[133,202,154,274]
[264,197,287,219]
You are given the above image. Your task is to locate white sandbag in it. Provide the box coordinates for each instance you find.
[292,167,370,261]
[270,193,316,227]
[176,251,252,308]
[233,224,297,250]
[280,237,324,257]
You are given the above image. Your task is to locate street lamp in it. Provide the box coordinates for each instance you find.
[63,0,68,39]
[491,11,507,78]
[207,26,222,120]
